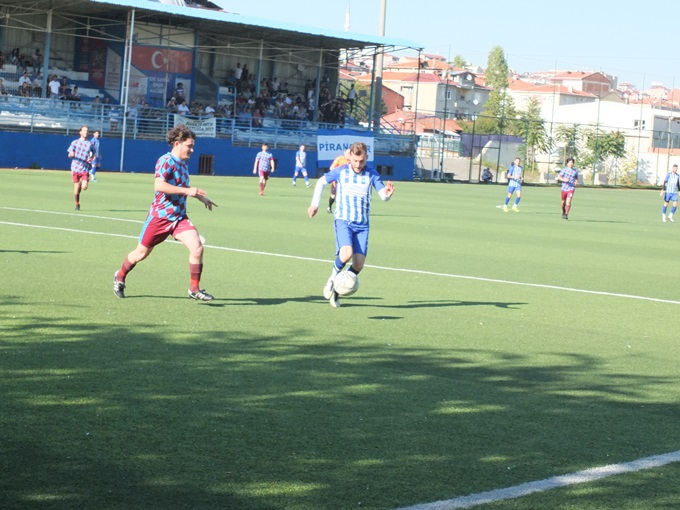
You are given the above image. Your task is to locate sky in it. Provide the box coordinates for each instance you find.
[212,0,680,90]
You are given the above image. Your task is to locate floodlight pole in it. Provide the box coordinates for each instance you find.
[372,0,386,132]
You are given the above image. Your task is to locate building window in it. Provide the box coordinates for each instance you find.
[376,165,394,176]
[634,120,646,130]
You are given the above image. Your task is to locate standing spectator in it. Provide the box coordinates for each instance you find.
[71,85,82,106]
[660,164,680,223]
[32,72,43,97]
[166,96,177,113]
[307,142,395,307]
[32,49,43,71]
[67,125,94,211]
[346,83,357,113]
[292,144,311,187]
[112,124,217,301]
[557,157,579,220]
[502,157,523,212]
[48,75,60,99]
[233,62,243,90]
[204,103,215,116]
[174,82,185,101]
[90,130,102,182]
[177,98,190,115]
[252,142,275,196]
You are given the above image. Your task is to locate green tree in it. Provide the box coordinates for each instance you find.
[582,129,626,178]
[518,97,552,171]
[472,89,518,134]
[452,54,466,69]
[485,46,509,92]
[554,124,581,164]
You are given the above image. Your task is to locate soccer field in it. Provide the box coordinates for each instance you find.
[2,169,680,510]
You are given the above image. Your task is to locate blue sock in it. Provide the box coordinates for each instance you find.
[515,197,521,205]
[672,206,677,214]
[334,257,346,273]
[663,206,668,214]
[504,197,510,205]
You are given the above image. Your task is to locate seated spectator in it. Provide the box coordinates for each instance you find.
[32,72,43,97]
[481,167,493,183]
[71,86,81,101]
[0,78,8,97]
[176,98,190,115]
[9,48,22,66]
[19,71,32,88]
[0,50,5,69]
[204,103,215,117]
[108,105,120,131]
[251,107,263,128]
[19,81,31,98]
[166,96,177,113]
[59,78,73,101]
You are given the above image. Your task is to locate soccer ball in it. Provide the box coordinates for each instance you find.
[333,271,359,296]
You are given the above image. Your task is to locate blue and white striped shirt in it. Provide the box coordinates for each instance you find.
[312,163,388,225]
[664,171,680,194]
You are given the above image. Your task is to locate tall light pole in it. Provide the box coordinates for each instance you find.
[372,0,386,132]
[440,75,449,180]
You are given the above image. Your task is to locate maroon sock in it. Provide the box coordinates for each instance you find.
[118,257,136,281]
[190,263,203,292]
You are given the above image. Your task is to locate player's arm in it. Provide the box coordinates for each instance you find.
[155,177,205,198]
[308,175,331,217]
[377,180,395,201]
[252,156,258,174]
[196,194,218,211]
[270,157,275,173]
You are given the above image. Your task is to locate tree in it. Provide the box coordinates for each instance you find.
[582,129,626,178]
[518,97,552,172]
[485,46,509,92]
[452,54,466,69]
[472,89,518,134]
[554,124,581,164]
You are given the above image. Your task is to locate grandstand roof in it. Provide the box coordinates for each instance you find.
[4,0,420,52]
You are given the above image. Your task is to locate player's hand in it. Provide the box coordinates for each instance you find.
[385,181,395,197]
[252,169,256,174]
[197,195,217,211]
[308,206,318,218]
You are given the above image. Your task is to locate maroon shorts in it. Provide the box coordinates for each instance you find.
[561,190,574,201]
[139,216,196,248]
[72,171,89,183]
[258,171,270,180]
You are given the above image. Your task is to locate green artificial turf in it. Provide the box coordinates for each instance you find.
[2,169,680,509]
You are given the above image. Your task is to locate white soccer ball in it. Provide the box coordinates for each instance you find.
[334,271,359,296]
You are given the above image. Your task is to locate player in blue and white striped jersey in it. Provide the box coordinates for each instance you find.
[308,142,395,307]
[660,164,680,223]
[503,157,523,212]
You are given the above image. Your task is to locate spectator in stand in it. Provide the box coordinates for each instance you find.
[204,103,215,117]
[174,82,185,101]
[251,107,263,128]
[32,72,43,97]
[0,50,5,70]
[48,75,60,99]
[59,78,72,101]
[19,81,31,101]
[71,85,82,106]
[346,83,357,113]
[0,78,8,98]
[19,71,32,88]
[166,97,177,113]
[233,62,243,90]
[9,48,23,66]
[177,98,190,116]
[109,105,121,131]
[32,49,43,71]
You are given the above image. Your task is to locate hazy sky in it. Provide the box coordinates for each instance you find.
[213,0,680,89]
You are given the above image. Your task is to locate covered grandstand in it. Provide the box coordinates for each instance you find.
[0,0,422,178]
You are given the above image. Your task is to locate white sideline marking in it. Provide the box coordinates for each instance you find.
[2,217,680,306]
[394,450,680,510]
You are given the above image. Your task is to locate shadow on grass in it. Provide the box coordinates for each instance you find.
[2,315,680,509]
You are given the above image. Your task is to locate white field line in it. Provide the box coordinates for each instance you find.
[2,213,680,306]
[395,450,680,510]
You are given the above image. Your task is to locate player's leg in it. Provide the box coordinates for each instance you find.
[292,168,298,186]
[564,192,573,218]
[662,199,669,222]
[512,189,521,212]
[671,199,678,222]
[324,221,352,299]
[176,223,213,301]
[80,173,89,192]
[503,187,511,211]
[302,168,310,187]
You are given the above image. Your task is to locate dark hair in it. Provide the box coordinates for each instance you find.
[167,124,196,145]
[566,157,575,164]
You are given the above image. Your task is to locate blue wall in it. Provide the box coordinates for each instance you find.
[0,131,414,180]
